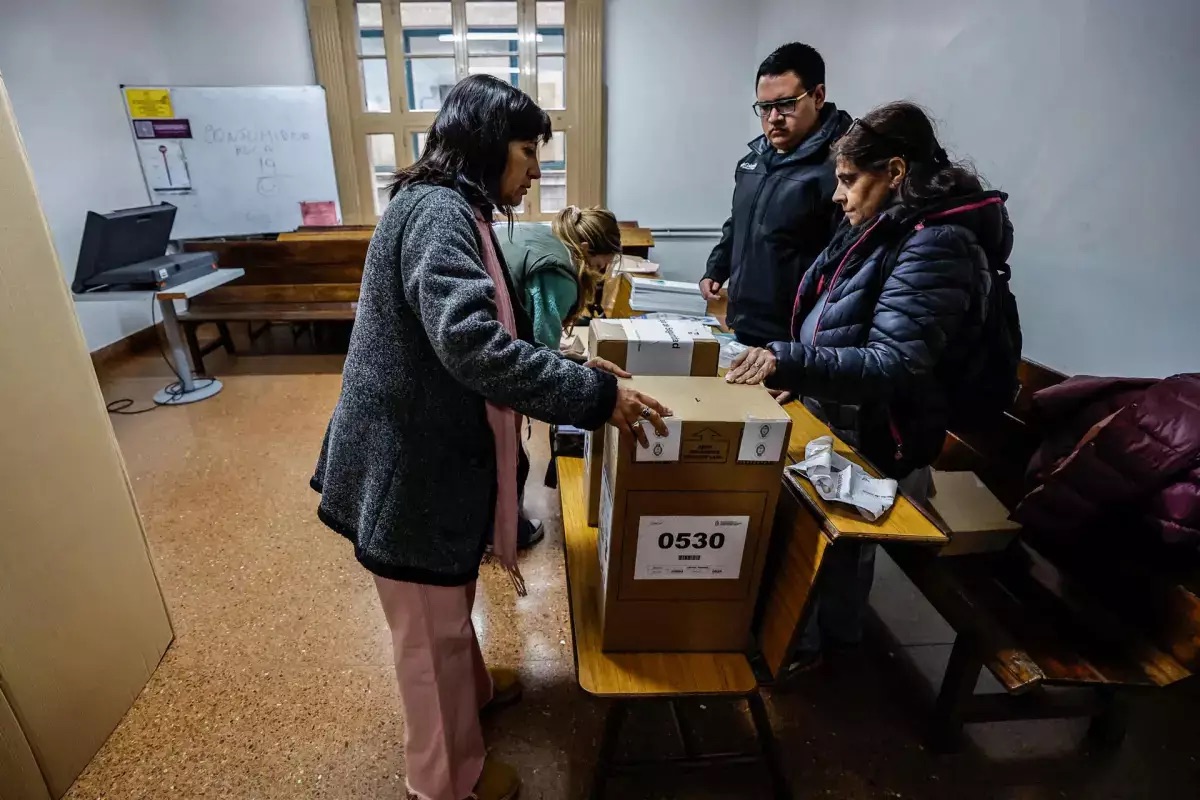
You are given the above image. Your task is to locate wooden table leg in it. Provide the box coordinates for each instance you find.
[591,700,628,800]
[747,691,790,800]
[182,322,207,376]
[216,322,236,355]
[930,634,983,752]
[1087,687,1129,748]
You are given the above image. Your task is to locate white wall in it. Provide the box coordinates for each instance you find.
[151,0,314,88]
[755,0,1200,377]
[0,0,313,352]
[605,0,762,281]
[0,0,169,351]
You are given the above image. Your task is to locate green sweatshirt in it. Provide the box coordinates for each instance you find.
[494,223,581,348]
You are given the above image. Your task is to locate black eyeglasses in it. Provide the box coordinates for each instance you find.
[752,91,810,119]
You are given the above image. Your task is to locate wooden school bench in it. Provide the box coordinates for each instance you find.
[177,232,366,372]
[180,223,654,371]
[556,457,790,800]
[886,359,1198,750]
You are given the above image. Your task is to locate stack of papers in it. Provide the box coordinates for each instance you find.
[629,278,708,317]
[635,312,722,327]
[615,254,660,275]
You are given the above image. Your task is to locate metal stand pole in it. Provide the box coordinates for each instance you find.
[153,297,223,405]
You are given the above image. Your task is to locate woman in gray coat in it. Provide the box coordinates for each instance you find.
[311,76,668,800]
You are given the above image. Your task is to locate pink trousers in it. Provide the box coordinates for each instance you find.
[374,576,494,800]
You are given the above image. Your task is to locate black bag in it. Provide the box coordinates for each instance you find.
[950,257,1022,427]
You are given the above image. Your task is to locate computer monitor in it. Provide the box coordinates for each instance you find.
[72,203,176,293]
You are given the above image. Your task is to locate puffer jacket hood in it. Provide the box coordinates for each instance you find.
[913,192,1012,263]
[878,190,1013,269]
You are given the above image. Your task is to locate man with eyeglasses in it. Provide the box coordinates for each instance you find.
[702,42,852,349]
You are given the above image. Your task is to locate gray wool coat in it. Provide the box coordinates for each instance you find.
[311,185,617,585]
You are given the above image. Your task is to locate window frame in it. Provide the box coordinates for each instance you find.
[308,0,603,225]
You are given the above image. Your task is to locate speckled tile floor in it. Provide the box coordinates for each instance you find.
[71,338,1200,799]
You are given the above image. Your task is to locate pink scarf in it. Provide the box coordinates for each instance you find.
[474,211,527,596]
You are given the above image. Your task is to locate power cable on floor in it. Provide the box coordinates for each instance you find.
[105,293,216,414]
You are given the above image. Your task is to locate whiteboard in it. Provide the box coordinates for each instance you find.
[123,86,341,239]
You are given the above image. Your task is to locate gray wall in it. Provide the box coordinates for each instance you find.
[0,0,314,350]
[607,0,1200,376]
[605,0,762,282]
[756,0,1199,376]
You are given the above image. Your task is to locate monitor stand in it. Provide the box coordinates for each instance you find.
[152,294,224,405]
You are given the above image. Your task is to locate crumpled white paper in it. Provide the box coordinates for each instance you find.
[787,436,898,521]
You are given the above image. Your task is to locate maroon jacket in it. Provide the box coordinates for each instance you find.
[1012,374,1200,546]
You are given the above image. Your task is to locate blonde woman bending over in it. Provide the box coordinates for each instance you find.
[496,206,622,348]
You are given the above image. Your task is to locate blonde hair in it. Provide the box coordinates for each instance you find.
[551,205,622,331]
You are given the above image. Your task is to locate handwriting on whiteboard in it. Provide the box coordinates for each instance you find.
[201,126,305,197]
[203,126,313,145]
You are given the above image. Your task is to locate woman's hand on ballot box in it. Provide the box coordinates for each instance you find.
[583,356,672,447]
[584,356,631,378]
[609,384,672,450]
[725,346,777,386]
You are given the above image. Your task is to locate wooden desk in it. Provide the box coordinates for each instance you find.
[781,402,946,543]
[618,223,654,259]
[285,224,657,255]
[755,401,948,678]
[280,227,372,241]
[558,457,788,798]
[598,269,666,319]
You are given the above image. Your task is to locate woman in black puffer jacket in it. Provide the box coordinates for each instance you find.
[727,101,1015,670]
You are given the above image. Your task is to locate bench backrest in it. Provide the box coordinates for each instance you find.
[181,237,368,306]
[937,359,1200,672]
[935,359,1064,508]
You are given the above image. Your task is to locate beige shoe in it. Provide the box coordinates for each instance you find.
[481,668,523,715]
[468,757,521,800]
[404,759,520,800]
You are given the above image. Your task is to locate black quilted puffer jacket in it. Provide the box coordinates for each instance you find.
[765,190,1013,477]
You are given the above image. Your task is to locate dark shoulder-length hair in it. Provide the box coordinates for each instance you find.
[390,74,551,219]
[834,101,984,207]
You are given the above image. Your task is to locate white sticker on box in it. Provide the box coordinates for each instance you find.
[619,319,694,376]
[584,430,594,474]
[634,515,749,580]
[634,417,683,462]
[737,418,789,463]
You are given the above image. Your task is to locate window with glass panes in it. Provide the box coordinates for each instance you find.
[308,0,602,225]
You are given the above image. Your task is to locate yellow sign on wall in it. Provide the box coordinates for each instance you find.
[124,87,174,119]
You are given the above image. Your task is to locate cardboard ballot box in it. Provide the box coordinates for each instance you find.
[583,319,719,526]
[595,377,792,652]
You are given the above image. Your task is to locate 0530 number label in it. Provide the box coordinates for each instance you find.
[656,532,726,550]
